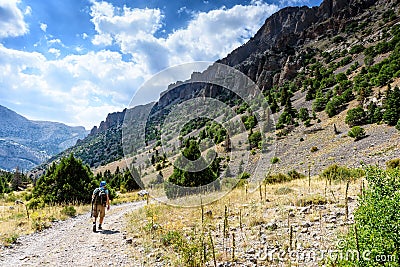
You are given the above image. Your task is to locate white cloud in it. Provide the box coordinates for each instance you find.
[89,0,278,73]
[90,2,163,46]
[24,5,31,15]
[40,23,47,32]
[0,0,29,38]
[48,48,60,58]
[0,44,145,129]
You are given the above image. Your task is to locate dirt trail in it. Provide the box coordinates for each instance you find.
[0,201,146,267]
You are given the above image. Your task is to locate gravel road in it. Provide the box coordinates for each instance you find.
[0,201,146,267]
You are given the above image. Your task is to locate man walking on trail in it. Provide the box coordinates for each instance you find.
[91,181,110,232]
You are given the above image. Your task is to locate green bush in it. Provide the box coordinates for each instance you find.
[270,157,280,164]
[386,158,400,169]
[320,164,364,182]
[165,139,220,199]
[298,107,310,122]
[249,131,262,149]
[264,173,289,184]
[337,166,400,266]
[296,194,327,207]
[325,96,343,117]
[61,206,76,217]
[287,170,304,180]
[161,230,183,247]
[349,44,365,54]
[345,107,367,127]
[265,170,303,185]
[348,126,366,141]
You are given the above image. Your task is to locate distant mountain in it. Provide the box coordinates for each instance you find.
[42,103,153,169]
[0,105,88,171]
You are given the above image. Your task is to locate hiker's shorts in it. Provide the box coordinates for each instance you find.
[93,204,106,218]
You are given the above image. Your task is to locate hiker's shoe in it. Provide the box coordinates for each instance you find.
[92,224,96,232]
[98,225,102,230]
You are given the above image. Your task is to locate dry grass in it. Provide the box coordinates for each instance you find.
[0,197,90,246]
[125,175,362,265]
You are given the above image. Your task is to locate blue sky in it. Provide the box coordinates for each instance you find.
[0,0,322,129]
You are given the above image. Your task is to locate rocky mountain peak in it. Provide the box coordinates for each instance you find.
[89,109,127,135]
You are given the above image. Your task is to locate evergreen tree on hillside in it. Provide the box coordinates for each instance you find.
[33,154,97,204]
[11,167,25,191]
[383,86,400,125]
[123,165,144,191]
[165,139,220,199]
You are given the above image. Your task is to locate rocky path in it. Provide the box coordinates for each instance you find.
[0,201,146,267]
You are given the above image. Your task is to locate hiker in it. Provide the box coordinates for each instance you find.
[91,180,110,232]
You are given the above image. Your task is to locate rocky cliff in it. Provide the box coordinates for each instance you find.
[89,109,127,136]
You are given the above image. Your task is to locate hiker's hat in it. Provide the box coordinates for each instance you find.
[100,181,106,187]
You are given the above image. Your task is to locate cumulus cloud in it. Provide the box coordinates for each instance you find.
[90,2,164,46]
[0,0,29,38]
[90,0,278,73]
[40,23,47,32]
[48,48,60,58]
[0,44,143,129]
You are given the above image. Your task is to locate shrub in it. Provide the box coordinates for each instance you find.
[337,166,400,266]
[249,131,262,149]
[320,164,365,184]
[348,126,366,141]
[310,146,318,152]
[274,187,294,195]
[287,170,304,180]
[325,96,343,117]
[298,107,310,122]
[270,157,280,164]
[161,230,183,247]
[386,158,400,169]
[264,173,289,184]
[296,195,327,206]
[32,154,98,204]
[345,107,366,126]
[61,206,76,217]
[349,44,365,54]
[312,97,327,112]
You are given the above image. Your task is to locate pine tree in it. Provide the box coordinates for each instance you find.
[383,86,400,125]
[165,139,220,199]
[33,154,97,204]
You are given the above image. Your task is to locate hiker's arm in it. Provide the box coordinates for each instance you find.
[106,194,110,210]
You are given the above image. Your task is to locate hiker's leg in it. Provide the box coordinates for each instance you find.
[99,206,106,224]
[93,204,101,222]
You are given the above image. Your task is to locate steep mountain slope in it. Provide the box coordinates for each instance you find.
[0,105,88,171]
[46,0,400,175]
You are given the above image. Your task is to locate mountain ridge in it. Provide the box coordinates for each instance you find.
[0,105,88,171]
[39,0,400,175]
